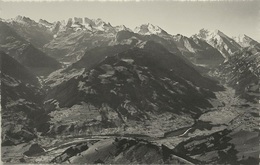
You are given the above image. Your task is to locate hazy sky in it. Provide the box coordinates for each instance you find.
[1,1,259,41]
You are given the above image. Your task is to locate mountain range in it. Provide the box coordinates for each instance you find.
[0,15,259,164]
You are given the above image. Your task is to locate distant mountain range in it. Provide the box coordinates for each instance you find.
[3,16,257,66]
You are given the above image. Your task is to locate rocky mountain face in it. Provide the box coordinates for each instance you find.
[210,45,260,102]
[5,16,54,49]
[0,52,49,146]
[114,30,181,55]
[195,29,242,59]
[113,27,225,70]
[43,29,116,63]
[40,17,132,63]
[112,30,224,72]
[171,34,225,68]
[134,23,169,36]
[0,21,61,76]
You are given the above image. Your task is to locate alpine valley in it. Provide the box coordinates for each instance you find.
[0,16,259,164]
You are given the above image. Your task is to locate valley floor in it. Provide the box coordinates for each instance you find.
[1,84,259,164]
[155,85,259,146]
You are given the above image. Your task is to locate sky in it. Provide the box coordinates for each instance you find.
[1,0,259,41]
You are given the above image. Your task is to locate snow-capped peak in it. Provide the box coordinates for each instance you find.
[11,15,35,25]
[211,29,230,39]
[195,28,241,59]
[64,17,114,32]
[134,23,168,36]
[115,25,132,32]
[233,34,259,48]
[38,19,53,27]
[94,18,105,26]
[196,29,229,40]
[234,34,253,43]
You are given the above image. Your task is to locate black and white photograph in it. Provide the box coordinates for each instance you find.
[0,0,259,164]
